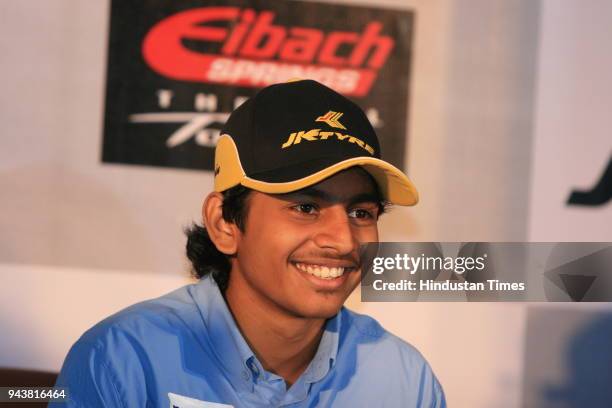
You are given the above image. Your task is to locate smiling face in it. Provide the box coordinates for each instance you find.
[225,167,381,320]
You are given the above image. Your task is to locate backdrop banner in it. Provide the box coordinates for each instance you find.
[102,0,414,172]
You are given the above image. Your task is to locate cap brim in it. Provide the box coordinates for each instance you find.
[242,156,419,206]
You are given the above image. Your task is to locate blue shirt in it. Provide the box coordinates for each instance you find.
[52,275,445,407]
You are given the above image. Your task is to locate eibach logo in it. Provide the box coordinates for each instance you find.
[142,7,394,97]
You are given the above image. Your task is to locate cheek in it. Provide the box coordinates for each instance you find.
[272,233,311,273]
[238,225,306,271]
[354,225,378,243]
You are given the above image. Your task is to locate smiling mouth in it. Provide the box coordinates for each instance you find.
[293,262,356,280]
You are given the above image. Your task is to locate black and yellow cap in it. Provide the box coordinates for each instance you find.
[214,79,418,206]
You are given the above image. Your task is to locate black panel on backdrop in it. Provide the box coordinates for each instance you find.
[102,0,414,172]
[567,155,612,207]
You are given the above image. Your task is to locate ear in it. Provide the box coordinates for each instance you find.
[202,192,240,255]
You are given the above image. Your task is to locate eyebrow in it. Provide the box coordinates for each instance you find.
[280,187,381,207]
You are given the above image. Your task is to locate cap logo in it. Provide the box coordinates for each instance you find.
[280,128,375,155]
[315,111,346,129]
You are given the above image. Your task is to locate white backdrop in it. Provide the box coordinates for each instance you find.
[528,0,612,241]
[1,1,610,407]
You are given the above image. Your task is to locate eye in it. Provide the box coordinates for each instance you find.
[348,208,375,219]
[292,203,319,215]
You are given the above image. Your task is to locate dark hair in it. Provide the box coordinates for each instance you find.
[185,173,390,291]
[185,185,252,291]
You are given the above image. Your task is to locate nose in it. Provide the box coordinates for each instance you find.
[312,205,357,255]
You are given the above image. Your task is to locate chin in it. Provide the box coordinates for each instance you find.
[295,302,343,319]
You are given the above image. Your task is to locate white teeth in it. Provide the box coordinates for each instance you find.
[295,263,348,279]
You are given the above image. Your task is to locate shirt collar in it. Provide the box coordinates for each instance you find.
[190,275,342,387]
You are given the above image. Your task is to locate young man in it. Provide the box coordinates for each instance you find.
[53,80,446,407]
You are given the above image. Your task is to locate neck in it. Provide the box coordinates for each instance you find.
[224,272,326,387]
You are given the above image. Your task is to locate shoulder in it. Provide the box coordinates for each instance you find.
[54,284,201,407]
[342,307,427,364]
[78,283,200,348]
[66,283,206,370]
[339,308,446,406]
[79,285,198,344]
